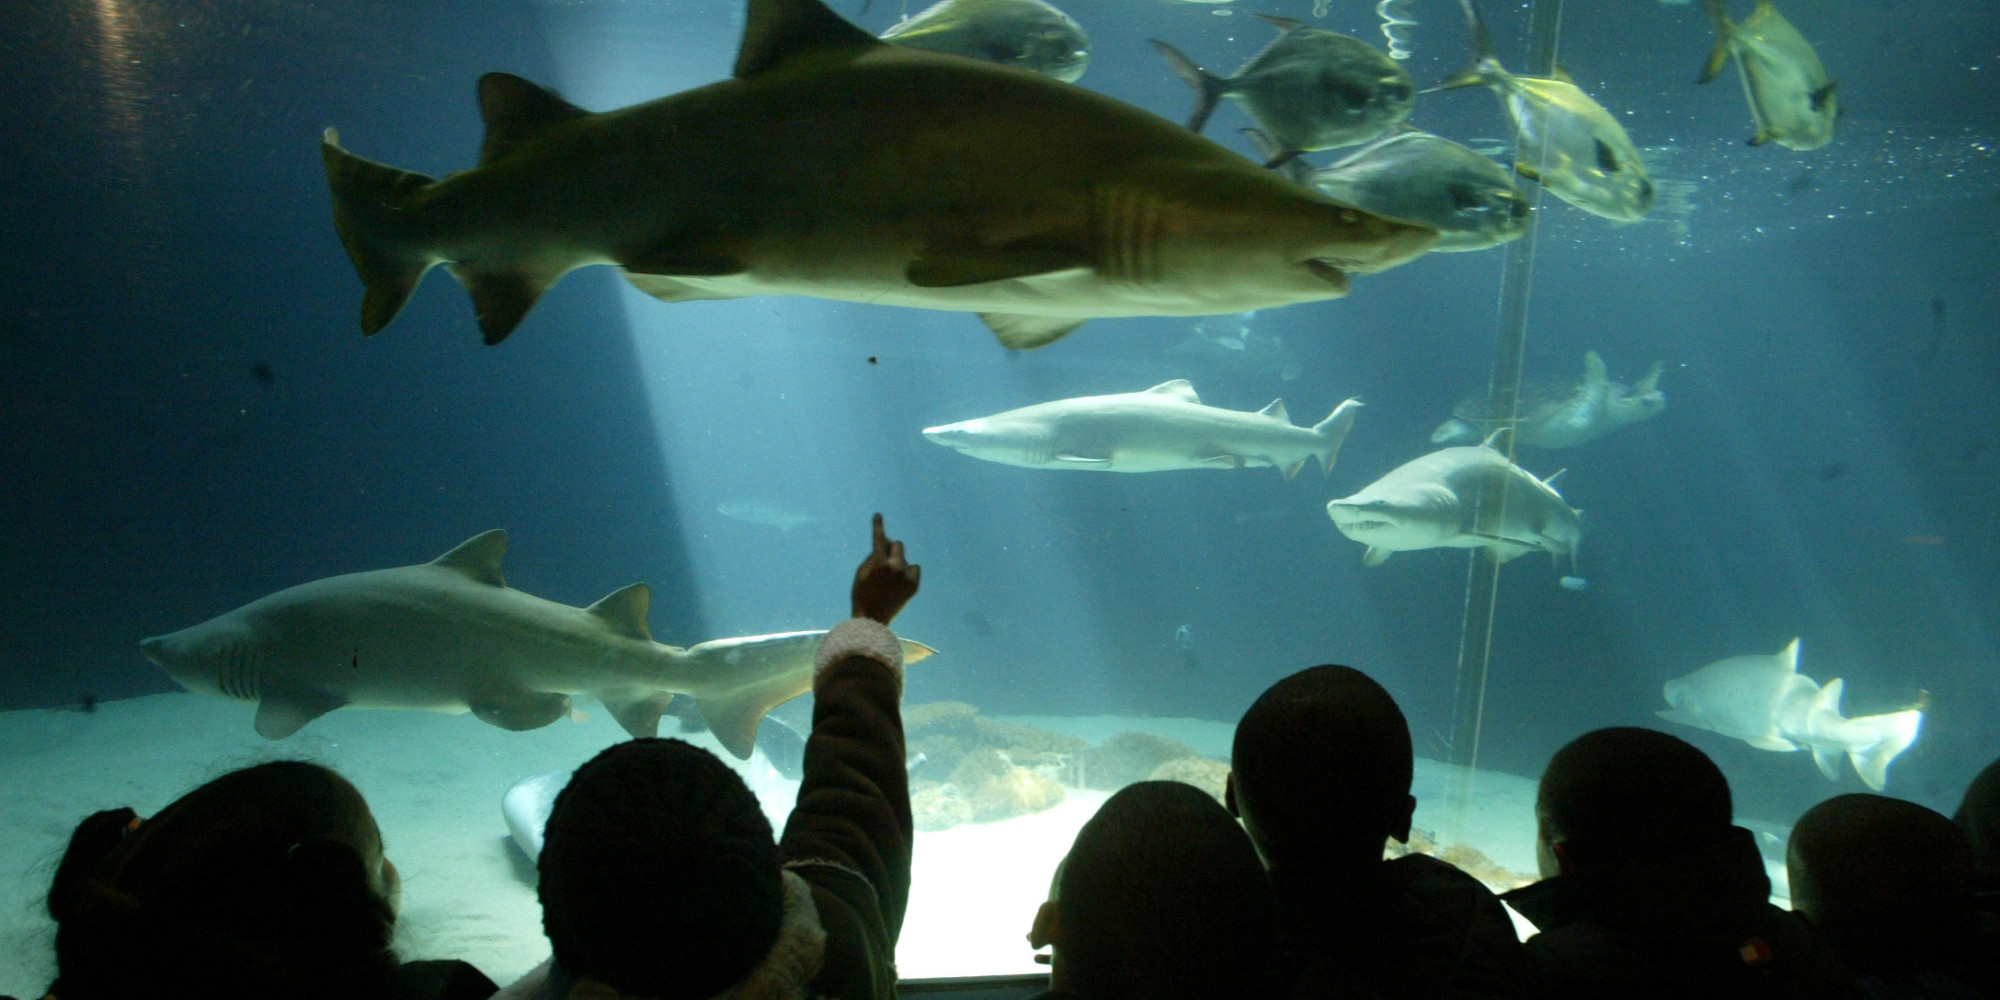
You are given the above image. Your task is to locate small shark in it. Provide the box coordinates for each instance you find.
[1326,433,1581,567]
[139,530,935,758]
[320,0,1435,350]
[716,499,818,532]
[1658,638,1923,791]
[921,379,1360,478]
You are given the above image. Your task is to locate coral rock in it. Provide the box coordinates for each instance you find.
[1147,756,1232,803]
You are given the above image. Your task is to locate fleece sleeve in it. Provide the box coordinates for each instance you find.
[777,619,913,999]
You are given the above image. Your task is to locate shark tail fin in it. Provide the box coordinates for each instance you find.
[1150,40,1229,134]
[321,130,441,336]
[679,630,936,759]
[1843,708,1924,791]
[1314,399,1364,477]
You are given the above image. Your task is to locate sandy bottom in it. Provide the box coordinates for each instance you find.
[0,695,1556,993]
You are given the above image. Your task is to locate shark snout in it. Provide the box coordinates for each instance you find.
[139,634,173,667]
[1325,499,1397,532]
[921,419,983,449]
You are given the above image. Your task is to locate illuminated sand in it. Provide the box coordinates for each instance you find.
[0,695,1548,994]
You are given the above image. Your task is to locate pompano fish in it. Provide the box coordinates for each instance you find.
[880,0,1090,83]
[1659,639,1923,791]
[1152,16,1413,164]
[1250,125,1530,252]
[320,0,1435,351]
[1428,0,1653,221]
[922,379,1361,478]
[1697,0,1836,151]
[137,530,937,758]
[1326,433,1582,568]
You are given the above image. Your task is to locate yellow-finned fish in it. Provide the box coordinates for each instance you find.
[880,0,1090,84]
[1697,0,1837,151]
[1428,0,1653,222]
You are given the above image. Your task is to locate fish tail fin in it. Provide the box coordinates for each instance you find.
[1841,709,1925,791]
[1424,61,1492,95]
[1427,0,1502,94]
[1149,40,1227,134]
[1697,0,1733,83]
[320,129,441,336]
[1313,398,1363,476]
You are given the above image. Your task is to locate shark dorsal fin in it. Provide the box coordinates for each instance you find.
[736,0,882,80]
[1144,379,1202,403]
[586,583,654,642]
[1480,427,1512,450]
[1257,398,1291,423]
[1543,468,1567,488]
[1811,676,1845,716]
[1778,637,1802,671]
[433,530,508,587]
[476,74,589,167]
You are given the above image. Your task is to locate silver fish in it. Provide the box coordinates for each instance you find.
[1253,125,1530,252]
[1428,0,1653,221]
[880,0,1091,83]
[1153,15,1413,164]
[1698,0,1836,151]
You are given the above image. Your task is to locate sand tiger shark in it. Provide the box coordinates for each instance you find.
[921,379,1361,477]
[1326,433,1581,568]
[319,0,1436,350]
[1659,639,1923,791]
[138,530,935,759]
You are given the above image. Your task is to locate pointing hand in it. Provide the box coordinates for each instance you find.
[852,513,920,625]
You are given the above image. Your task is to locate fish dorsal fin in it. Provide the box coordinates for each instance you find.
[737,0,882,79]
[433,530,508,587]
[1257,398,1290,423]
[1551,63,1575,84]
[586,583,653,642]
[1251,13,1305,33]
[476,74,588,167]
[1777,637,1802,671]
[1144,379,1202,403]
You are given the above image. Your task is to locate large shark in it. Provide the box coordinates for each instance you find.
[1325,434,1581,567]
[138,530,935,758]
[921,379,1361,478]
[319,0,1436,351]
[1658,638,1923,791]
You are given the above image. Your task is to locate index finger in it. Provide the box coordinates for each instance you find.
[872,513,888,556]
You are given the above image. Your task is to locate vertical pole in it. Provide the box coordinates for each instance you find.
[1443,0,1564,840]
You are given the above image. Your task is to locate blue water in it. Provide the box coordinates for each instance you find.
[0,0,1995,845]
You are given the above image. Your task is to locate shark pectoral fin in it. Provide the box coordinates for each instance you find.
[1280,458,1307,480]
[1811,745,1843,781]
[978,313,1087,351]
[1055,453,1113,465]
[619,272,735,304]
[907,245,1090,289]
[1747,734,1801,752]
[900,639,938,664]
[475,73,589,166]
[432,530,509,586]
[470,690,574,732]
[665,693,708,733]
[1195,455,1246,470]
[445,262,572,346]
[585,583,653,642]
[600,692,676,739]
[1362,546,1392,567]
[254,688,348,739]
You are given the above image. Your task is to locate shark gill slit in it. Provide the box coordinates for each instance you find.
[1092,185,1163,284]
[223,638,260,701]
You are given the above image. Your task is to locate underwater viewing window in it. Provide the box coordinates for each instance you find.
[0,0,1996,993]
